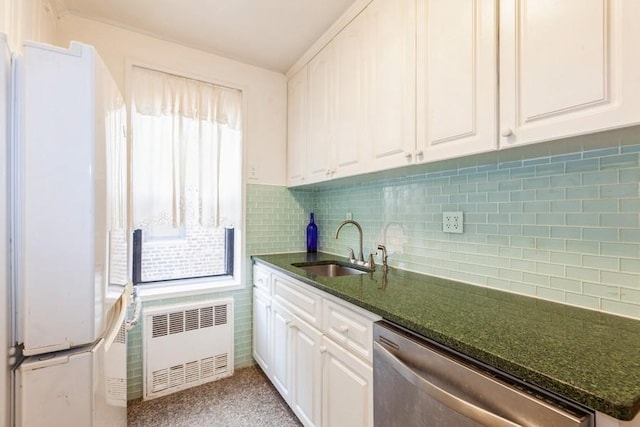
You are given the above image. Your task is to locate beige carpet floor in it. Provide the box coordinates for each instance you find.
[128,365,302,427]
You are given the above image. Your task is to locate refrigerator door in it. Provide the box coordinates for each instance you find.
[15,309,128,427]
[13,40,128,356]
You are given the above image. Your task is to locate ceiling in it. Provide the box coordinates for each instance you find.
[56,0,357,73]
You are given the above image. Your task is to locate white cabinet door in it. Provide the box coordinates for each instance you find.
[290,317,323,427]
[287,66,307,186]
[271,301,293,404]
[417,0,497,162]
[306,48,333,183]
[366,0,416,172]
[322,336,373,427]
[499,0,640,147]
[332,11,367,178]
[252,288,271,375]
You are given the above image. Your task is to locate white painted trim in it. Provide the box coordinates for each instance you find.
[136,277,243,302]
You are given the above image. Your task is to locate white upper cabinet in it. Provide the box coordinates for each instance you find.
[331,11,367,178]
[304,12,368,185]
[287,0,640,186]
[416,0,498,162]
[306,48,333,183]
[499,0,640,147]
[287,66,307,186]
[365,0,416,171]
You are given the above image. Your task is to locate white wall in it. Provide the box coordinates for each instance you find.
[0,32,8,427]
[56,14,288,186]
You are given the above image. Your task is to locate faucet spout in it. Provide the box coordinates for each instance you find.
[334,220,365,263]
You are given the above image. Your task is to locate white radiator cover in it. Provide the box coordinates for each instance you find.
[143,298,234,400]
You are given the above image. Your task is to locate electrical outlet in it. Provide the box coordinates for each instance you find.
[346,212,353,220]
[443,211,463,234]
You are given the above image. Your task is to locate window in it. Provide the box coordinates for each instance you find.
[130,66,242,290]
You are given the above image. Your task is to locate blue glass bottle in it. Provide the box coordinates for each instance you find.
[306,213,318,253]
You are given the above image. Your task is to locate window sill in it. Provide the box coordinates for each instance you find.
[135,276,244,302]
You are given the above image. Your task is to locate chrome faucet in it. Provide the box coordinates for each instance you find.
[334,220,366,265]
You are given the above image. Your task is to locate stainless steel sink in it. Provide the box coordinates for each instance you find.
[292,261,368,277]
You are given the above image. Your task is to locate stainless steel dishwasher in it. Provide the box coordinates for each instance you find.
[373,321,594,427]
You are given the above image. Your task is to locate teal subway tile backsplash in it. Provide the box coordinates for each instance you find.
[301,131,640,320]
[621,258,640,273]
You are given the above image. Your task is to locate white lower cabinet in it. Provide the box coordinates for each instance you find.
[271,299,323,427]
[253,263,379,427]
[290,311,323,426]
[252,287,271,375]
[271,300,293,404]
[321,336,373,427]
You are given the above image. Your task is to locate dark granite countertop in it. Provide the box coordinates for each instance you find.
[253,252,640,421]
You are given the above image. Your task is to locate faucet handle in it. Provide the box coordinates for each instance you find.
[377,245,388,262]
[377,244,389,271]
[346,247,356,262]
[368,252,376,270]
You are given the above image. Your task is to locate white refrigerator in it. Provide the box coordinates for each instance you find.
[10,40,129,427]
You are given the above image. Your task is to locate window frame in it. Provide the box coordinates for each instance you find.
[125,59,247,301]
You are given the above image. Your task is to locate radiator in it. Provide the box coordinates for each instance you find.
[143,298,234,400]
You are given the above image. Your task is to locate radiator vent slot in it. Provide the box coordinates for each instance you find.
[169,312,184,334]
[143,298,234,400]
[215,304,227,325]
[201,306,214,328]
[152,314,168,338]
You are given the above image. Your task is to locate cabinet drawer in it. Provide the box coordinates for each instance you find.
[253,264,271,293]
[273,274,322,330]
[323,299,375,363]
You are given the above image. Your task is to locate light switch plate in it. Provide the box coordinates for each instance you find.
[248,164,259,180]
[443,211,463,233]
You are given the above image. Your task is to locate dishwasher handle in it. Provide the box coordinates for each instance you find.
[374,341,521,427]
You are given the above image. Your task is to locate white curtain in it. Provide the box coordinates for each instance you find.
[131,66,242,230]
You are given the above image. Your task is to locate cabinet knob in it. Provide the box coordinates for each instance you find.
[337,325,349,334]
[319,345,327,353]
[416,151,424,161]
[405,153,412,161]
[501,128,514,137]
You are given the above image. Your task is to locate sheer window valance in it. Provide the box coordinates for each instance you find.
[131,66,242,129]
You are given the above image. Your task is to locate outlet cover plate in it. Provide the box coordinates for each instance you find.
[443,211,463,233]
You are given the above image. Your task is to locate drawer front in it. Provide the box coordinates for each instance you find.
[253,264,271,293]
[273,273,322,329]
[323,299,375,363]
